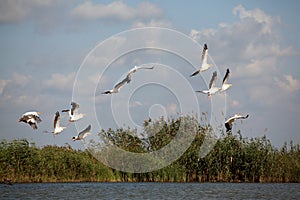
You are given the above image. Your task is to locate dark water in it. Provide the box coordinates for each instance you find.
[1,182,299,199]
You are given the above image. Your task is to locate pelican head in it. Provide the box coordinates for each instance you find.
[132,65,138,72]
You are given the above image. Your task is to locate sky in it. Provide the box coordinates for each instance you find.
[0,0,300,151]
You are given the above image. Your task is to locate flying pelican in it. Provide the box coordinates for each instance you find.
[18,111,42,130]
[102,65,154,94]
[225,114,249,132]
[221,68,232,92]
[196,71,221,97]
[72,124,91,141]
[190,43,212,77]
[53,111,67,136]
[62,102,86,122]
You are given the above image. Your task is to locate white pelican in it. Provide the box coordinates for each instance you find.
[221,68,232,92]
[18,111,42,130]
[72,124,91,141]
[190,43,212,77]
[225,114,249,132]
[196,71,221,97]
[102,65,154,94]
[62,102,86,122]
[53,111,66,136]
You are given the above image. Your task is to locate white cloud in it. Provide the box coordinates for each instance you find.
[129,100,143,108]
[189,28,216,41]
[70,1,163,22]
[0,73,31,94]
[43,72,76,91]
[0,0,69,34]
[166,103,178,115]
[0,80,8,95]
[0,73,46,108]
[275,75,300,93]
[0,0,62,23]
[0,0,29,23]
[244,42,299,60]
[131,19,172,28]
[12,73,31,86]
[235,57,277,78]
[232,4,273,34]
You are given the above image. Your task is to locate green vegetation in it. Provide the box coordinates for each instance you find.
[1,116,300,183]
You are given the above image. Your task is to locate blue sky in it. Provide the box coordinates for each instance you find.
[0,0,300,150]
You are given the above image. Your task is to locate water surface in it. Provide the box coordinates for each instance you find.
[1,182,299,199]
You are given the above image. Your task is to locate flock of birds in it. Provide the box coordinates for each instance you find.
[18,43,249,141]
[18,102,90,141]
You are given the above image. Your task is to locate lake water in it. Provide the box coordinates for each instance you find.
[1,182,299,199]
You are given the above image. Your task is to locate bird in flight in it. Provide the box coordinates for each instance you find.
[196,71,221,97]
[72,124,91,141]
[62,102,86,122]
[52,111,67,136]
[102,65,154,94]
[18,111,42,130]
[44,111,67,136]
[190,43,212,77]
[220,68,232,92]
[225,114,249,132]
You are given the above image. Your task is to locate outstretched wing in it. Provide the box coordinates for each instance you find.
[54,111,60,128]
[237,114,249,120]
[28,121,38,129]
[136,66,154,70]
[19,115,30,123]
[114,77,129,91]
[209,71,217,89]
[202,44,208,65]
[195,90,209,94]
[190,70,200,77]
[33,115,42,123]
[222,68,230,85]
[78,124,91,139]
[71,102,79,115]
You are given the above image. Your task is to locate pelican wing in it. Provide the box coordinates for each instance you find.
[195,90,209,94]
[33,115,42,123]
[19,114,41,123]
[54,111,60,128]
[78,125,91,139]
[136,66,154,70]
[19,115,30,123]
[128,65,154,76]
[114,77,129,91]
[28,120,38,129]
[225,116,235,124]
[209,71,217,89]
[71,102,79,115]
[190,70,200,77]
[225,114,249,132]
[222,68,230,85]
[236,114,249,120]
[202,44,208,64]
